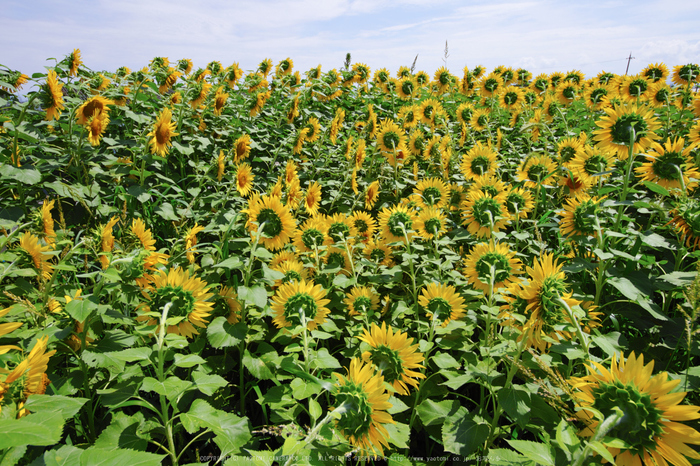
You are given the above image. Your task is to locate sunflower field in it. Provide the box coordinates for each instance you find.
[1,52,700,466]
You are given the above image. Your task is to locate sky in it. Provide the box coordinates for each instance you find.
[2,0,700,86]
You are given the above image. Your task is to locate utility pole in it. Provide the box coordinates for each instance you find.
[625,52,635,75]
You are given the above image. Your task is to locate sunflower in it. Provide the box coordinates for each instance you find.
[39,199,56,248]
[635,138,699,193]
[418,98,444,126]
[18,232,53,281]
[419,283,466,327]
[212,87,229,116]
[184,223,205,265]
[354,139,367,168]
[567,144,615,186]
[358,322,425,396]
[293,217,329,254]
[86,110,109,146]
[640,62,669,83]
[558,194,606,238]
[412,177,449,210]
[592,103,662,160]
[364,239,394,267]
[517,154,558,189]
[302,181,322,216]
[348,210,376,244]
[470,174,507,200]
[1,70,29,93]
[138,267,214,339]
[557,136,585,164]
[99,216,119,269]
[415,70,430,86]
[271,259,309,287]
[234,163,255,197]
[245,194,296,251]
[156,67,181,94]
[293,128,309,155]
[618,75,651,103]
[130,218,156,251]
[376,119,406,154]
[583,83,613,111]
[212,286,242,324]
[433,67,454,94]
[408,129,426,157]
[324,246,352,276]
[518,254,592,351]
[374,68,390,85]
[570,352,700,466]
[531,74,549,94]
[669,198,700,250]
[271,279,329,331]
[479,73,504,98]
[344,286,380,317]
[461,142,498,180]
[286,178,302,210]
[461,191,510,238]
[463,241,522,293]
[396,76,415,100]
[672,63,700,86]
[0,336,55,416]
[269,250,298,269]
[323,212,356,244]
[68,48,82,76]
[558,170,594,198]
[258,58,273,76]
[470,108,491,132]
[422,135,443,162]
[329,107,345,144]
[147,107,179,157]
[42,70,64,121]
[76,96,114,125]
[415,207,448,240]
[499,86,525,110]
[217,150,226,182]
[378,204,417,243]
[365,180,381,210]
[332,358,395,458]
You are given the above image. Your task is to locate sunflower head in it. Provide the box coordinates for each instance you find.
[344,286,380,317]
[464,242,522,293]
[245,194,296,251]
[418,283,467,327]
[378,205,417,243]
[271,280,330,332]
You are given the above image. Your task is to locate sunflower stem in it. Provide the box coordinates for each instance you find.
[556,293,590,359]
[283,404,350,466]
[571,408,624,466]
[613,126,638,232]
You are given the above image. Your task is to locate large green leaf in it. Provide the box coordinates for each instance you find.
[180,399,252,457]
[79,447,165,466]
[442,407,489,457]
[497,386,531,427]
[207,317,246,348]
[506,440,556,466]
[93,411,151,451]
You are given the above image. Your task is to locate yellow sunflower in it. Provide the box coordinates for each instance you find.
[433,66,454,94]
[479,72,504,98]
[364,239,394,267]
[470,108,491,132]
[293,127,309,155]
[417,98,443,126]
[212,87,229,116]
[583,83,614,110]
[304,117,322,143]
[292,217,330,254]
[378,204,417,243]
[285,178,302,210]
[43,70,65,121]
[39,199,56,248]
[235,163,255,197]
[396,76,416,100]
[233,134,251,163]
[213,286,242,324]
[344,286,380,317]
[147,107,179,157]
[138,267,214,339]
[358,322,425,396]
[668,198,700,250]
[130,218,156,251]
[332,358,395,458]
[189,80,212,109]
[217,150,226,182]
[271,259,309,287]
[415,207,448,240]
[463,241,522,293]
[365,180,381,210]
[617,74,651,103]
[408,129,426,157]
[635,138,699,193]
[567,144,616,186]
[0,336,55,416]
[499,86,525,110]
[184,223,205,264]
[461,142,499,180]
[503,186,535,219]
[86,110,109,146]
[558,194,606,238]
[323,212,356,245]
[642,62,669,82]
[592,103,662,160]
[99,216,119,269]
[460,191,510,238]
[303,181,322,216]
[516,154,558,188]
[469,174,507,200]
[672,63,700,86]
[349,210,377,244]
[376,119,406,154]
[555,82,580,106]
[418,283,467,327]
[271,279,330,331]
[569,352,700,466]
[18,232,54,281]
[68,48,82,76]
[324,246,352,276]
[245,194,296,251]
[412,177,449,210]
[75,95,113,125]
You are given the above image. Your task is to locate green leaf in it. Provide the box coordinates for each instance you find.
[555,419,580,453]
[180,399,251,457]
[154,202,179,221]
[641,231,674,250]
[141,376,193,402]
[591,332,626,358]
[506,440,555,466]
[487,448,533,465]
[79,447,165,466]
[243,345,279,380]
[432,352,460,369]
[172,140,194,155]
[290,378,322,400]
[108,347,153,362]
[587,441,616,464]
[0,412,65,448]
[192,372,228,396]
[238,285,268,308]
[607,275,668,320]
[442,408,489,457]
[65,298,98,322]
[173,353,206,368]
[416,399,459,427]
[93,411,150,451]
[385,421,410,448]
[23,394,88,419]
[642,180,670,196]
[309,347,340,369]
[215,256,243,269]
[43,445,85,466]
[0,165,41,185]
[658,271,697,286]
[497,387,531,426]
[308,398,322,421]
[207,317,246,348]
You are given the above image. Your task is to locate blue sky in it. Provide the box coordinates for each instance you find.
[3,0,699,84]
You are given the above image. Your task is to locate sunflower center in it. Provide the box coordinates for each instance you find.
[282,270,302,284]
[652,153,685,181]
[427,297,452,322]
[572,200,599,235]
[257,208,283,238]
[562,86,576,100]
[560,146,577,163]
[534,79,548,92]
[82,100,103,120]
[627,79,648,97]
[388,212,412,237]
[334,383,373,437]
[382,131,401,150]
[537,276,568,329]
[477,115,488,127]
[678,64,700,82]
[591,381,664,454]
[422,187,442,206]
[475,252,511,284]
[236,142,247,158]
[484,78,499,93]
[610,113,647,145]
[654,88,670,103]
[423,105,434,118]
[424,218,443,236]
[527,163,548,182]
[472,197,503,226]
[352,296,373,314]
[369,345,404,383]
[150,285,196,318]
[584,155,607,175]
[589,88,608,103]
[370,248,387,263]
[283,292,318,325]
[503,91,519,105]
[328,223,351,243]
[353,219,369,234]
[326,251,346,270]
[301,228,325,250]
[156,122,171,145]
[471,156,492,176]
[460,108,473,121]
[505,192,525,214]
[401,81,414,95]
